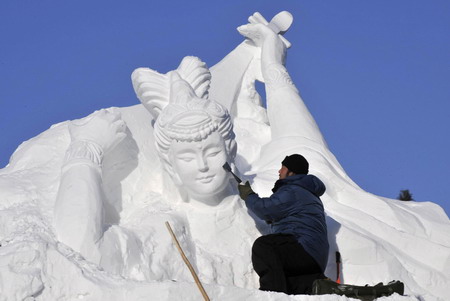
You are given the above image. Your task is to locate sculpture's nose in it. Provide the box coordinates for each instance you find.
[198,156,209,172]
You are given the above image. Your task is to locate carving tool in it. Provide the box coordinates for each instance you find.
[222,162,242,183]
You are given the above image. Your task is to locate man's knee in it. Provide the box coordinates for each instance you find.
[252,235,274,254]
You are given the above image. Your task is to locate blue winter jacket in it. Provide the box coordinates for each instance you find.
[245,174,329,272]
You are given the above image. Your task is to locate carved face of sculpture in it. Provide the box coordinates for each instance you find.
[169,131,229,201]
[136,60,236,204]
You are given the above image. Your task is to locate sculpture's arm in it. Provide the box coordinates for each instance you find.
[238,23,326,145]
[54,145,104,257]
[54,110,126,260]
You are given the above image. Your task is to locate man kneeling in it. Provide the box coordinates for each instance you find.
[239,154,329,294]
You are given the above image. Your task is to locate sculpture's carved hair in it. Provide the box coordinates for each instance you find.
[132,56,237,172]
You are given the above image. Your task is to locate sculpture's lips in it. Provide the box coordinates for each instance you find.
[197,175,214,183]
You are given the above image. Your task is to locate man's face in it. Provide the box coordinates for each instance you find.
[278,165,294,180]
[169,131,229,201]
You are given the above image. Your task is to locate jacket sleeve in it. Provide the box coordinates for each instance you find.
[244,187,296,222]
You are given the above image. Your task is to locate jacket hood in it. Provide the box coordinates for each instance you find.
[276,174,326,197]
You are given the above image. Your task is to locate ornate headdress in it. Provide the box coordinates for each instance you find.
[132,57,236,170]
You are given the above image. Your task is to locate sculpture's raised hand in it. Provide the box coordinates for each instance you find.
[238,22,270,48]
[238,22,287,84]
[237,12,294,77]
[239,11,292,48]
[68,109,127,153]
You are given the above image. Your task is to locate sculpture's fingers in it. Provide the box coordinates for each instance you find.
[248,12,293,49]
[237,24,256,37]
[252,12,269,25]
[237,24,265,47]
[248,15,259,24]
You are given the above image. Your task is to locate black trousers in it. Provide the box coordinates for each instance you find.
[252,233,325,295]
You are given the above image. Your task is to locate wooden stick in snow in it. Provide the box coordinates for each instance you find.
[165,221,210,301]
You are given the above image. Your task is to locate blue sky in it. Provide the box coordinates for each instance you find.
[1,0,449,216]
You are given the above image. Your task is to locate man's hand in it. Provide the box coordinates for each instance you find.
[69,109,127,153]
[238,181,255,200]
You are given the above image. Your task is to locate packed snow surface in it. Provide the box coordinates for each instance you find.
[1,11,449,301]
[1,102,449,301]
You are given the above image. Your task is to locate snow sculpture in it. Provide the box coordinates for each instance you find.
[1,10,449,301]
[51,11,312,288]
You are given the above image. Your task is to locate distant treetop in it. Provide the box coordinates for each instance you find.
[398,189,414,201]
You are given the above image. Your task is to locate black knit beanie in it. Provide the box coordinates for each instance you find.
[282,154,309,175]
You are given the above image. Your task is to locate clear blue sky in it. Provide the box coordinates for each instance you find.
[1,1,449,216]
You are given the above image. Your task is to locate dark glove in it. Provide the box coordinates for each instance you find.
[238,181,255,200]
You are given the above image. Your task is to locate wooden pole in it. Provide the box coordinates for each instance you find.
[165,221,210,301]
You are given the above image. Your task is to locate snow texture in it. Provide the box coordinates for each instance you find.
[0,11,449,301]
